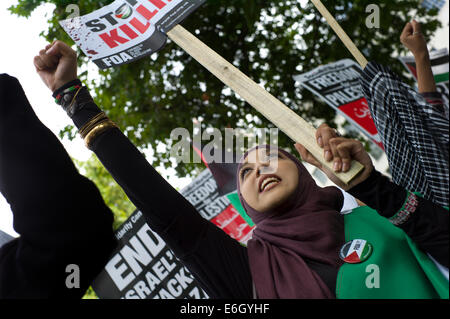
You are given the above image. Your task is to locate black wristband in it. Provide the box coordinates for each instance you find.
[66,87,95,118]
[52,79,103,129]
[347,169,381,196]
[347,169,407,219]
[52,79,82,98]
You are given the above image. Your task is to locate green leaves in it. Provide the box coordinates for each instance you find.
[8,0,44,17]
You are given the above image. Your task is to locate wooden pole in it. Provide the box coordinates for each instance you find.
[167,25,364,185]
[310,0,368,68]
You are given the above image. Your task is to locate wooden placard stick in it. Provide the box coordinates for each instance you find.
[310,0,368,69]
[167,25,364,185]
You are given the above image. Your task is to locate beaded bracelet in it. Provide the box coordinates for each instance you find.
[388,192,419,226]
[55,84,82,105]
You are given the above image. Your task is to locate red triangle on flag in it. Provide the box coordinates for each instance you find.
[344,251,360,263]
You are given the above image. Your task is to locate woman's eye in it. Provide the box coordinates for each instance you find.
[241,168,251,179]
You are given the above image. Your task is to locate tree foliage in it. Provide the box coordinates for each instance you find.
[10,0,440,176]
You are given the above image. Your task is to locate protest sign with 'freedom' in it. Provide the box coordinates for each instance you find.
[294,59,383,149]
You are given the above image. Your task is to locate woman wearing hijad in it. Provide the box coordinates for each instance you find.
[34,41,448,299]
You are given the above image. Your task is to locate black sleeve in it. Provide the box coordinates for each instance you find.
[348,169,449,268]
[164,216,253,298]
[68,83,253,298]
[0,74,116,298]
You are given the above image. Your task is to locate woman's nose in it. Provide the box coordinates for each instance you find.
[256,161,270,177]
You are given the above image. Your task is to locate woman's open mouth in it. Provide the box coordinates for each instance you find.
[259,175,281,193]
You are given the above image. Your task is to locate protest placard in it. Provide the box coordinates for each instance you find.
[294,59,384,149]
[59,0,205,69]
[92,169,253,299]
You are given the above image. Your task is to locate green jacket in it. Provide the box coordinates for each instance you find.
[228,193,449,299]
[337,205,448,299]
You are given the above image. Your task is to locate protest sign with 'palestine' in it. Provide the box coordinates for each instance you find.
[294,59,383,149]
[60,0,205,69]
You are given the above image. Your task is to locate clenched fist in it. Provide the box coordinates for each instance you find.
[400,20,428,58]
[34,41,78,92]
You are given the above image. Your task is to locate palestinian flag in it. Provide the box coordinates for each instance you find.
[431,55,450,84]
[339,239,373,264]
[192,142,255,227]
[192,142,239,196]
[399,48,449,104]
[400,48,449,84]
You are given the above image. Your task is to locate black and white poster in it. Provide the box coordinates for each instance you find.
[60,0,205,69]
[92,209,208,299]
[91,169,253,299]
